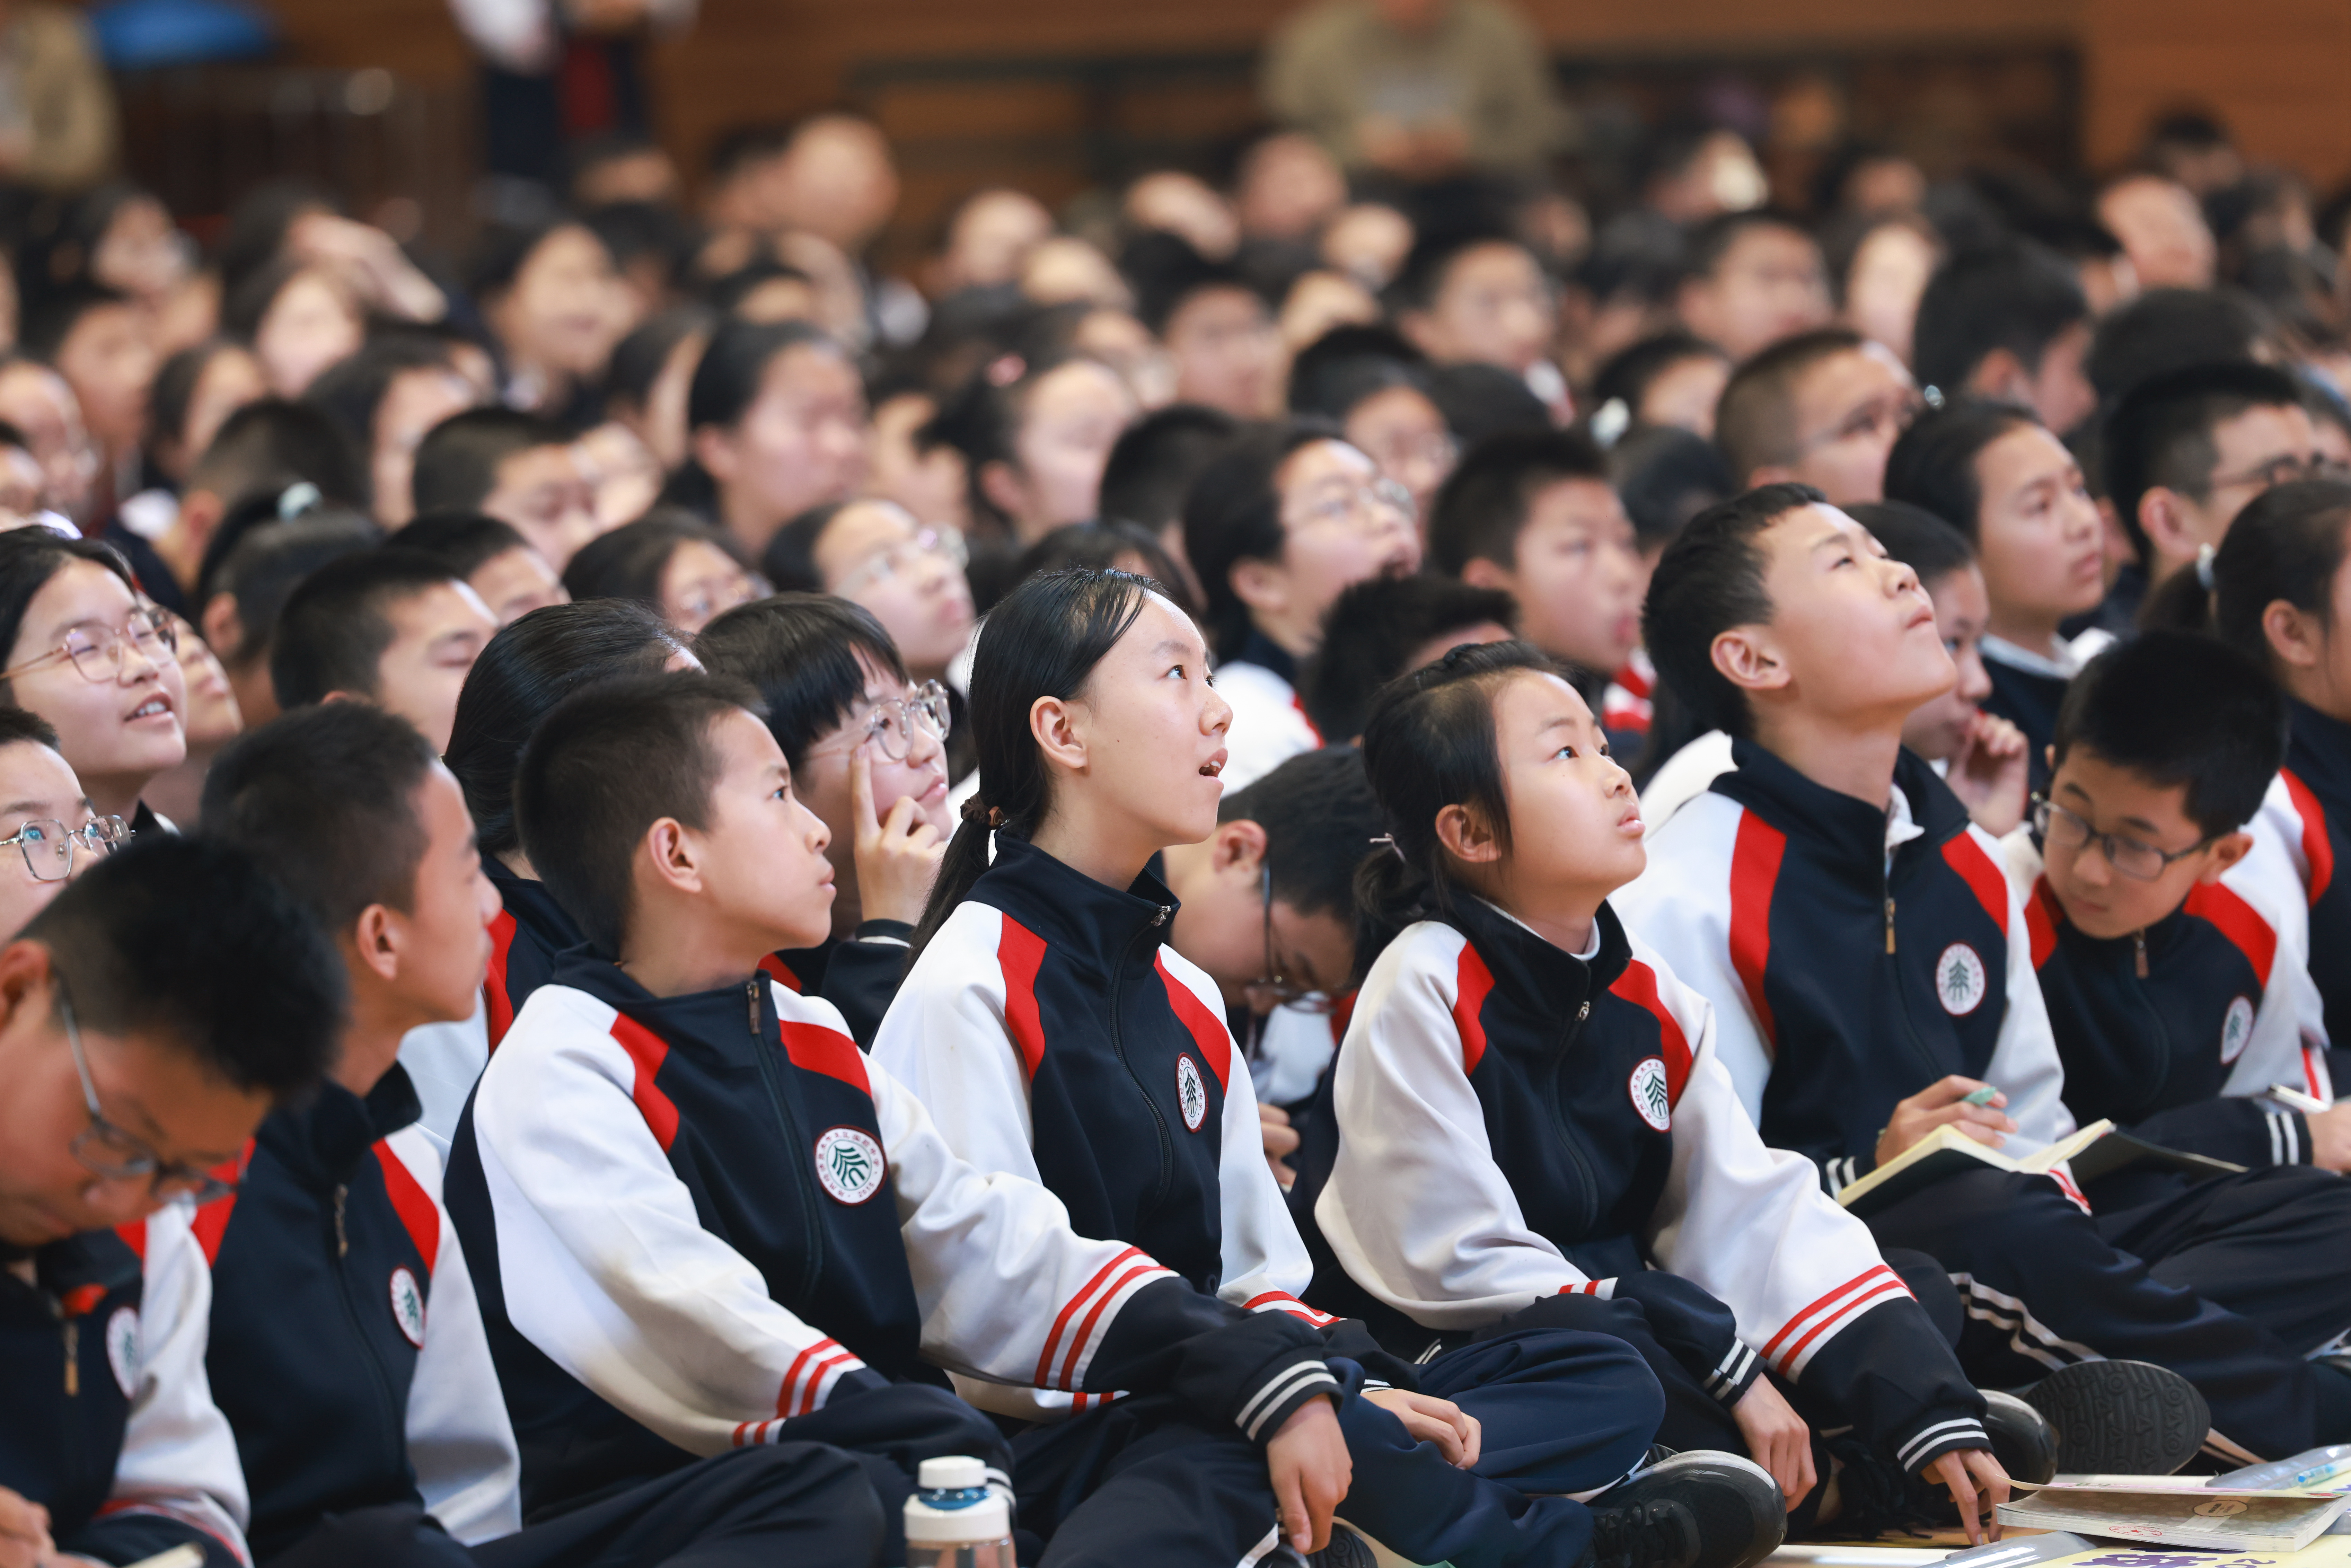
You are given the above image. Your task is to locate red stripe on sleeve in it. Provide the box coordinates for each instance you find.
[2284,769,2334,905]
[1036,1246,1144,1388]
[1156,953,1232,1090]
[759,952,803,993]
[781,1021,870,1095]
[372,1143,442,1271]
[997,915,1050,1078]
[2025,878,2061,970]
[2182,880,2279,984]
[484,910,517,1050]
[1452,941,1496,1078]
[609,1014,682,1152]
[1289,693,1324,746]
[1608,958,1695,1105]
[1728,813,1786,1050]
[1942,833,2010,931]
[1760,1264,1901,1360]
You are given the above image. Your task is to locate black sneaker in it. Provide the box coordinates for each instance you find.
[1587,1450,1786,1568]
[1306,1523,1377,1568]
[1983,1389,2059,1485]
[2018,1359,2209,1475]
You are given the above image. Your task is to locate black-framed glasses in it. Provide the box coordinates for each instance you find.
[0,604,177,685]
[0,814,130,882]
[1242,862,1339,1016]
[808,680,952,764]
[58,977,239,1206]
[2204,452,2351,494]
[2032,795,2215,883]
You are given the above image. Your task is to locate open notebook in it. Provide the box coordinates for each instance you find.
[1835,1119,2245,1218]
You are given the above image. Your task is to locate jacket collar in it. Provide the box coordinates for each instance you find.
[257,1063,422,1191]
[486,858,585,952]
[1232,627,1299,688]
[551,946,773,1068]
[968,833,1177,976]
[1444,895,1631,1033]
[3,1226,139,1307]
[2289,699,2351,803]
[1713,738,1970,882]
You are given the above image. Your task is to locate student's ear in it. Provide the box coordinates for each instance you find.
[1228,557,1290,620]
[0,939,51,1036]
[178,488,227,553]
[1029,693,1088,776]
[691,424,739,486]
[977,460,1028,522]
[640,816,706,897]
[2264,597,2326,671]
[2199,830,2255,882]
[199,592,246,665]
[1209,819,1268,878]
[1965,349,2028,406]
[1433,803,1500,866]
[1458,556,1516,596]
[348,904,402,984]
[1708,625,1790,696]
[2137,488,2203,571]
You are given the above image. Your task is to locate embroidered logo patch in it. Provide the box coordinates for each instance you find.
[814,1126,887,1205]
[104,1305,139,1397]
[1935,943,1988,1016]
[1176,1053,1208,1131]
[1628,1057,1672,1131]
[2221,995,2255,1064]
[388,1267,426,1348]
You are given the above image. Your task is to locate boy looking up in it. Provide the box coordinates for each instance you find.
[1713,329,1918,505]
[411,409,601,571]
[270,550,498,752]
[1674,213,1832,367]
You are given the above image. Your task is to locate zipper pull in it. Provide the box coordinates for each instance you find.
[1576,1001,1590,1022]
[2134,931,2148,979]
[1152,905,1171,928]
[62,1319,77,1396]
[1884,897,1897,955]
[747,977,760,1036]
[334,1184,349,1258]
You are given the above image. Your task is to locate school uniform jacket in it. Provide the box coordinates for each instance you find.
[482,858,581,1052]
[198,1065,521,1560]
[2247,699,2351,1054]
[1616,740,2075,1192]
[759,918,916,1048]
[445,951,1336,1515]
[872,834,1422,1423]
[1218,632,1323,791]
[1,1206,249,1567]
[2006,838,2330,1169]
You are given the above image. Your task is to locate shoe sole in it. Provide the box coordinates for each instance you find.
[2022,1359,2210,1475]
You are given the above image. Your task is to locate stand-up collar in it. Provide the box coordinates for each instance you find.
[258,1064,422,1191]
[487,859,584,950]
[968,833,1177,976]
[1232,628,1299,688]
[1445,895,1631,1038]
[551,946,774,1068]
[1713,739,1969,883]
[2289,699,2351,803]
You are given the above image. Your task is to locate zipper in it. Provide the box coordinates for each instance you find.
[2120,932,2169,1117]
[1542,985,1603,1239]
[1880,859,1944,1085]
[743,978,825,1308]
[1885,897,1897,955]
[1108,908,1177,1213]
[334,1184,349,1257]
[326,1176,406,1473]
[2133,930,2148,979]
[61,1315,77,1396]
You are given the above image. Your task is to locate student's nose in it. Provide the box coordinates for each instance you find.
[1204,683,1233,736]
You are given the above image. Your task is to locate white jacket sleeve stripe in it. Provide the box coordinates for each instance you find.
[1759,1265,1910,1376]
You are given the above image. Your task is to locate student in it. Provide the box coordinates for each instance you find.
[1127,233,1282,420]
[305,336,482,530]
[1908,242,2096,438]
[0,836,343,1568]
[0,355,99,527]
[1882,400,2108,795]
[141,338,268,495]
[1674,213,1832,366]
[471,217,631,424]
[1304,573,1517,744]
[27,284,157,508]
[141,613,246,831]
[1621,482,2351,1463]
[1390,230,1562,413]
[226,259,367,399]
[1713,328,1919,504]
[396,511,570,628]
[2085,290,2268,409]
[2014,631,2348,1170]
[1287,324,1459,519]
[410,409,602,573]
[1320,641,2016,1541]
[932,353,1139,548]
[1184,422,1421,788]
[875,567,1781,1568]
[662,319,870,559]
[0,708,125,934]
[562,510,761,636]
[1590,333,1732,442]
[193,510,378,731]
[0,531,187,832]
[199,702,883,1568]
[450,671,1364,1566]
[269,550,498,753]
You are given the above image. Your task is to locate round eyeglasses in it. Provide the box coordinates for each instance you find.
[2032,795,2213,883]
[0,814,130,882]
[808,680,953,764]
[0,605,177,685]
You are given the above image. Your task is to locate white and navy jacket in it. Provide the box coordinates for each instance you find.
[2008,838,2330,1169]
[444,951,1337,1514]
[759,919,916,1049]
[1317,898,1990,1474]
[2,1207,249,1567]
[1217,632,1323,791]
[1618,740,2076,1191]
[2245,698,2351,1068]
[198,1066,520,1560]
[873,834,1424,1406]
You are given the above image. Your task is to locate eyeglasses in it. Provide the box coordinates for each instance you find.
[2203,452,2351,494]
[1242,862,1339,1016]
[808,680,952,764]
[58,976,239,1207]
[835,527,968,597]
[0,605,177,685]
[0,814,130,882]
[2032,795,2214,883]
[1800,391,1923,453]
[1286,476,1417,535]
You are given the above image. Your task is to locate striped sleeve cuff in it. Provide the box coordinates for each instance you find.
[1894,1414,1991,1473]
[1235,1356,1341,1443]
[2268,1110,2306,1166]
[1821,1154,1865,1197]
[1703,1340,1763,1406]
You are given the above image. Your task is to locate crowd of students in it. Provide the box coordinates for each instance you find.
[6,102,2351,1568]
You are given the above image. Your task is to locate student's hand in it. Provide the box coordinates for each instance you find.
[1922,1447,2008,1545]
[1946,711,2031,839]
[1260,1102,1300,1188]
[1364,1387,1482,1468]
[2304,1101,2351,1172]
[1730,1377,1816,1510]
[849,742,944,927]
[1265,1395,1351,1554]
[0,1487,52,1568]
[1876,1076,2015,1166]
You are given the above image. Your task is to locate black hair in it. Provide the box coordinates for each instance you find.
[1388,227,1531,316]
[1182,420,1342,660]
[1424,362,1550,446]
[201,701,442,935]
[908,567,1156,960]
[194,491,378,626]
[1219,745,1384,927]
[1608,423,1734,553]
[1098,403,1241,532]
[21,282,132,363]
[2052,630,2286,837]
[926,351,1118,533]
[1590,331,1728,427]
[514,670,768,955]
[0,531,138,700]
[0,706,59,751]
[1286,324,1431,422]
[1120,230,1263,335]
[695,593,911,773]
[1427,426,1611,575]
[187,397,366,511]
[1713,327,1866,485]
[269,548,465,710]
[1014,521,1196,617]
[1882,398,2042,542]
[581,200,696,292]
[147,338,251,467]
[411,408,572,517]
[660,318,841,517]
[2146,479,2351,673]
[1910,241,2089,404]
[1844,500,1977,586]
[303,334,462,459]
[2086,288,2268,405]
[468,217,614,302]
[2103,359,2308,566]
[213,180,331,303]
[1679,210,1816,286]
[395,511,533,579]
[444,599,685,857]
[705,122,793,183]
[23,835,343,1097]
[563,509,747,609]
[1642,482,1826,739]
[1304,574,1518,742]
[757,502,843,594]
[707,260,817,319]
[222,255,353,345]
[197,511,379,671]
[605,306,713,413]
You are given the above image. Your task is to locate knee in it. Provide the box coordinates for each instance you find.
[722,1445,890,1551]
[280,1504,465,1568]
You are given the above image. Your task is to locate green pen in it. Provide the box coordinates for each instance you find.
[1962,1085,2000,1106]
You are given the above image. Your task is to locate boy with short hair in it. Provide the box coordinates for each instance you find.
[1621,483,2351,1463]
[270,549,498,752]
[1304,574,1517,745]
[411,408,601,570]
[1712,328,1918,504]
[195,511,378,730]
[1392,230,1561,407]
[1674,213,1832,366]
[1909,242,2095,437]
[395,511,570,627]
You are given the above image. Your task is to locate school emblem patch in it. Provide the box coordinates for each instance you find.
[1176,1053,1208,1132]
[1935,943,1988,1016]
[1628,1057,1672,1132]
[2221,995,2255,1065]
[388,1267,426,1348]
[104,1305,139,1397]
[814,1126,887,1205]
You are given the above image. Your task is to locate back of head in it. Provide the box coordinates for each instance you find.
[1714,327,1865,485]
[1427,426,1610,577]
[1424,362,1549,446]
[200,701,443,935]
[189,397,366,511]
[562,510,740,607]
[195,488,380,616]
[269,548,463,711]
[2086,288,2266,406]
[1643,482,1826,738]
[1183,420,1338,658]
[1910,240,2088,402]
[1882,398,2041,543]
[444,599,686,856]
[1219,745,1383,925]
[515,670,765,955]
[2173,478,2351,669]
[411,408,570,517]
[304,335,460,456]
[1844,500,1976,584]
[200,511,378,667]
[24,835,344,1098]
[2103,359,2307,564]
[695,592,908,771]
[395,511,530,580]
[1608,423,1734,554]
[1098,403,1242,532]
[1306,574,1517,741]
[1286,323,1429,421]
[2053,629,2285,836]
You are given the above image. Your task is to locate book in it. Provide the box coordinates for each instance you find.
[1835,1119,2246,1218]
[1947,1533,2351,1568]
[1996,1479,2351,1552]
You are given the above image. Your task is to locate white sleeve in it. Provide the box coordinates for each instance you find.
[108,1203,252,1564]
[869,902,1041,1187]
[1635,730,1735,834]
[380,1128,520,1546]
[1972,826,2075,1157]
[2243,776,2331,1048]
[445,0,554,70]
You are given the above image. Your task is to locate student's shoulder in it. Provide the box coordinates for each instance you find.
[899,897,1020,987]
[1151,942,1229,1019]
[771,977,857,1041]
[481,983,628,1086]
[1361,917,1471,1002]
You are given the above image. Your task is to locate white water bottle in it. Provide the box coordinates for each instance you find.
[904,1455,1015,1568]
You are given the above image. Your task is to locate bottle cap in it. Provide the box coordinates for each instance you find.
[918,1455,989,1492]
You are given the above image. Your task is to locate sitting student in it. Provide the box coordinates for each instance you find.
[200,702,885,1568]
[395,511,569,628]
[1883,400,2109,794]
[1908,242,2096,437]
[1286,324,1457,520]
[1185,422,1422,789]
[1321,641,2016,1541]
[1305,574,1517,744]
[929,352,1138,550]
[450,671,1367,1566]
[0,836,342,1568]
[269,550,498,753]
[305,336,481,530]
[193,509,377,730]
[1713,328,1918,505]
[2085,290,2268,411]
[2014,631,2347,1170]
[1126,232,1284,421]
[0,709,126,934]
[1391,229,1566,419]
[758,500,975,687]
[876,567,1784,1568]
[1590,333,1732,441]
[1097,402,1241,570]
[695,594,948,1046]
[410,409,601,572]
[1674,212,1833,367]
[1621,482,2351,1464]
[562,510,761,636]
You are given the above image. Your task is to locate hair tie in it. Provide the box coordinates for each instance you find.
[2196,541,2218,592]
[1370,834,1406,864]
[962,795,1004,829]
